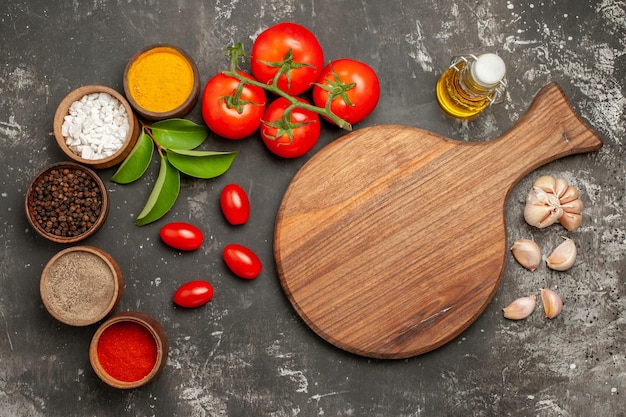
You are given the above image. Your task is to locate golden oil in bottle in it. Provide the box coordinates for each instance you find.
[436,53,507,120]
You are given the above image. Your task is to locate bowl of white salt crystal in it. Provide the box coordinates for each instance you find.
[53,85,139,169]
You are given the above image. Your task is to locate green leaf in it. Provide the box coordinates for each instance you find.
[135,155,180,226]
[111,131,154,184]
[167,149,238,179]
[151,119,210,150]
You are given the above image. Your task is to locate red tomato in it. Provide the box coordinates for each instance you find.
[312,58,380,125]
[223,244,262,279]
[173,280,214,308]
[160,222,204,251]
[260,97,321,158]
[251,22,324,95]
[220,184,250,225]
[201,71,266,140]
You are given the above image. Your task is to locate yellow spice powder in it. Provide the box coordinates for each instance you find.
[127,46,194,113]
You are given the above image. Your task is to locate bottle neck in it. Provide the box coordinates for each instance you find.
[460,62,494,96]
[450,55,507,104]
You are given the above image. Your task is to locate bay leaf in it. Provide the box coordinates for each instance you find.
[135,155,181,226]
[111,131,154,184]
[167,149,238,179]
[151,119,209,150]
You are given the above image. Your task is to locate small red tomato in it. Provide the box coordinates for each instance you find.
[223,244,262,279]
[220,184,250,225]
[173,280,214,308]
[160,222,204,251]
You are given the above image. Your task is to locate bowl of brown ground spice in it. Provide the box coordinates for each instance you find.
[40,246,123,326]
[123,44,200,120]
[25,162,110,243]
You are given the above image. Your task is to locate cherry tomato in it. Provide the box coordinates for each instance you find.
[160,222,204,251]
[201,71,266,140]
[220,184,250,225]
[312,58,380,125]
[173,280,214,308]
[251,22,324,95]
[260,97,321,158]
[223,244,262,279]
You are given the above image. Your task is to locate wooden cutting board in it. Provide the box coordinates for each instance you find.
[274,83,603,359]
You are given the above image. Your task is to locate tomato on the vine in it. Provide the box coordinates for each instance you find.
[312,58,380,125]
[260,97,321,158]
[220,184,250,225]
[201,71,266,140]
[251,22,324,96]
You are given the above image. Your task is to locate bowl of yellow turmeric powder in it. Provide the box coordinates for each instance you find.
[123,44,201,121]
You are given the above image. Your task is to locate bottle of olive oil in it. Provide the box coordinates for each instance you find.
[436,53,507,120]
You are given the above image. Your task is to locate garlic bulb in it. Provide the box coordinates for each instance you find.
[540,289,563,319]
[511,239,542,271]
[503,295,537,320]
[546,237,577,271]
[523,176,583,231]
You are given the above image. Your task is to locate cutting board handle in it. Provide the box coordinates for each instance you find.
[493,83,603,178]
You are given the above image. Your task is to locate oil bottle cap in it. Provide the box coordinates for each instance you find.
[470,53,506,88]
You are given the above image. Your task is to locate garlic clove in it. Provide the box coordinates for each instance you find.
[540,289,563,319]
[558,211,582,231]
[546,237,577,271]
[560,198,583,214]
[511,239,542,271]
[554,178,569,198]
[533,175,556,193]
[559,185,580,204]
[503,295,537,320]
[524,196,563,228]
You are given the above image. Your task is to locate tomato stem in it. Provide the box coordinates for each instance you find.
[222,43,352,131]
[262,101,317,144]
[224,69,352,131]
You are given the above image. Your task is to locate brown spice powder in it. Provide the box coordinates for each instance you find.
[43,250,116,324]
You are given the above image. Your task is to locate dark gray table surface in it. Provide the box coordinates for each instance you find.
[1,1,624,416]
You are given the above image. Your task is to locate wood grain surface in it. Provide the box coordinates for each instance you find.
[274,83,603,359]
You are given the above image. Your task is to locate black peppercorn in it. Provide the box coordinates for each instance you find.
[28,167,103,238]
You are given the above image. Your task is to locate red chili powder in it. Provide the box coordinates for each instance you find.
[97,321,158,382]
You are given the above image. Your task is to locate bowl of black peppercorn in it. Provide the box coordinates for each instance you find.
[25,162,110,243]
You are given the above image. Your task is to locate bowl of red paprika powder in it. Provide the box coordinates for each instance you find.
[89,312,169,389]
[25,162,110,244]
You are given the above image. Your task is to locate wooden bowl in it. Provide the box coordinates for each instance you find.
[123,44,200,121]
[53,85,139,169]
[40,246,123,326]
[25,162,110,243]
[89,312,169,389]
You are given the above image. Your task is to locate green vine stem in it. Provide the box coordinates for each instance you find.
[223,43,353,131]
[139,119,165,156]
